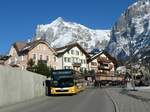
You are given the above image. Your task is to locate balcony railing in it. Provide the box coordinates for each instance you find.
[98,66,110,70]
[72,62,81,67]
[97,71,114,76]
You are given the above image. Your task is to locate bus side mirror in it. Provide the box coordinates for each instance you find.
[45,80,51,87]
[75,82,77,85]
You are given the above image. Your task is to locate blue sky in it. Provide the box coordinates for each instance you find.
[0,0,135,54]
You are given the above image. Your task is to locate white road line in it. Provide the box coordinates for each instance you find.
[105,89,119,112]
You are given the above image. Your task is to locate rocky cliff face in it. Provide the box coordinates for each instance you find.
[107,0,150,61]
[35,17,110,51]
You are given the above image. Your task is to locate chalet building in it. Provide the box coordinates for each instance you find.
[6,39,58,70]
[54,43,90,71]
[5,38,116,76]
[87,51,117,76]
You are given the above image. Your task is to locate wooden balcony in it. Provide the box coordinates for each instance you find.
[97,71,114,76]
[98,66,110,71]
[72,62,81,67]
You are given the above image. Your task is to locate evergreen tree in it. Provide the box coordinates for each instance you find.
[27,59,35,72]
[35,60,51,77]
[27,59,53,77]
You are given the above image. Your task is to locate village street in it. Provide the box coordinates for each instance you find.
[0,88,115,112]
[1,87,150,112]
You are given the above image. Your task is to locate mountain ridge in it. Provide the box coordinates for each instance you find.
[35,17,110,51]
[106,0,150,62]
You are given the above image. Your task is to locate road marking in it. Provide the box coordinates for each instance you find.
[105,89,119,112]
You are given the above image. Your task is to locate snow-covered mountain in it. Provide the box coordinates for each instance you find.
[106,0,150,61]
[35,17,110,51]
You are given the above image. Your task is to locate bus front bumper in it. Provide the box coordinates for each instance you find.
[50,87,77,95]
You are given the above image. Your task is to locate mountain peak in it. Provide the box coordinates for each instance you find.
[51,17,65,26]
[54,17,64,22]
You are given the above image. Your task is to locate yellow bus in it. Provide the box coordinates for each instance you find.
[50,69,85,95]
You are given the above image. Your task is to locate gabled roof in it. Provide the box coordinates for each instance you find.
[88,50,118,66]
[89,51,103,61]
[13,42,27,53]
[21,40,48,52]
[103,51,118,65]
[55,43,90,58]
[13,39,56,55]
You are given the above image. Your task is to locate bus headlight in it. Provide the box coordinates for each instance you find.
[71,89,75,92]
[51,89,55,93]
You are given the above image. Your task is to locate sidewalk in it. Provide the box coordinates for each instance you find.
[106,87,150,112]
[135,86,150,92]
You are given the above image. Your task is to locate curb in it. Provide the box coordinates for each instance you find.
[105,89,119,112]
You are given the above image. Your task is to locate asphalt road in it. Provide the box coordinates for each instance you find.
[0,88,115,112]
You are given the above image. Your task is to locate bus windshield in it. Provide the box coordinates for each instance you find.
[51,78,74,87]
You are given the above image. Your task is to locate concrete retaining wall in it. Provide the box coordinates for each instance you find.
[0,65,47,107]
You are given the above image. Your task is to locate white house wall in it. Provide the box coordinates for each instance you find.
[57,46,87,70]
[56,56,63,70]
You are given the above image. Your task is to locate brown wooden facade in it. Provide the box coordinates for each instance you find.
[88,51,118,80]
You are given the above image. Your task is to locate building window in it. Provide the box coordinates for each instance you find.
[91,62,97,66]
[75,58,78,63]
[54,57,57,62]
[64,57,67,62]
[76,51,79,55]
[71,50,74,55]
[84,60,86,64]
[64,57,71,63]
[79,59,81,63]
[80,67,85,71]
[72,58,75,63]
[64,66,71,69]
[81,59,83,64]
[64,66,67,69]
[68,58,71,62]
[102,63,109,67]
[32,54,36,60]
[40,55,43,60]
[81,59,86,64]
[46,56,49,61]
